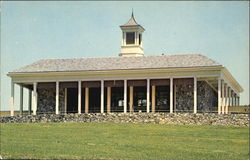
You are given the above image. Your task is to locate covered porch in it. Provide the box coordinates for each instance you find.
[9,76,241,116]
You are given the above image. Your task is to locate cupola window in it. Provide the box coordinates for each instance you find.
[126,32,135,44]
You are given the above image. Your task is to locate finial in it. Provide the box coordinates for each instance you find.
[131,8,134,18]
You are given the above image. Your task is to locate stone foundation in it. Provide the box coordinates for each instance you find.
[1,113,248,126]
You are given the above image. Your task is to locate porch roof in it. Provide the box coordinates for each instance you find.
[11,54,222,73]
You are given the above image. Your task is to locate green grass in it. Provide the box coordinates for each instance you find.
[0,123,249,160]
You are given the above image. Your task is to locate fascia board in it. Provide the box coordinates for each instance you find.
[221,67,244,93]
[7,66,222,78]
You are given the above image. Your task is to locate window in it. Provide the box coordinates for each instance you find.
[139,34,142,45]
[126,32,135,44]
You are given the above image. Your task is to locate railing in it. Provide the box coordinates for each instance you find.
[212,106,250,114]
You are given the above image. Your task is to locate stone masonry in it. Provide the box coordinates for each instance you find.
[175,81,217,112]
[36,81,217,114]
[0,113,249,127]
[175,84,194,112]
[37,88,65,114]
[197,81,217,112]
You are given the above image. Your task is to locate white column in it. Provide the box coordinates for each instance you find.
[221,82,225,114]
[20,85,23,115]
[135,32,139,45]
[147,79,150,113]
[170,78,173,113]
[32,82,37,115]
[229,89,232,106]
[28,89,32,115]
[124,80,127,113]
[55,81,59,115]
[64,88,67,114]
[174,84,176,111]
[123,32,126,45]
[217,79,221,114]
[224,85,228,114]
[124,32,127,45]
[78,81,81,114]
[101,80,104,113]
[193,77,197,114]
[10,80,15,116]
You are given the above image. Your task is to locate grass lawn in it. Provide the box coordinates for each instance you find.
[0,123,249,160]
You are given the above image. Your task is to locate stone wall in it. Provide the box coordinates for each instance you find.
[37,88,65,114]
[175,84,194,112]
[197,81,217,112]
[36,81,217,113]
[1,113,249,127]
[175,81,217,112]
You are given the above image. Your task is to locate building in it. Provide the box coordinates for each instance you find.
[7,13,243,116]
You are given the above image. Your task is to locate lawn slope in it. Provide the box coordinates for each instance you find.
[0,123,248,159]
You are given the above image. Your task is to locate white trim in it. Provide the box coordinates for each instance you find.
[9,67,222,83]
[11,74,221,83]
[221,68,243,93]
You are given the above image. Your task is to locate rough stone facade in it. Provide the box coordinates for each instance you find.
[197,81,217,112]
[175,84,194,112]
[37,88,65,114]
[0,113,249,127]
[36,81,217,114]
[175,81,217,112]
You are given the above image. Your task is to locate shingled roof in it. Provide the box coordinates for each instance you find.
[11,54,222,73]
[121,12,139,26]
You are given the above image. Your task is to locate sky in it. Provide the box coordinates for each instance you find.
[0,1,249,111]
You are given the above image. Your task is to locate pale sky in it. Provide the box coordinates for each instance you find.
[1,1,249,111]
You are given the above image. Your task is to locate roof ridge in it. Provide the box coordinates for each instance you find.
[39,53,204,61]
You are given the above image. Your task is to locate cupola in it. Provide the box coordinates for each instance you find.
[119,12,145,57]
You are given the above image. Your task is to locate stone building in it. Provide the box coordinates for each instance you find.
[7,13,243,116]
